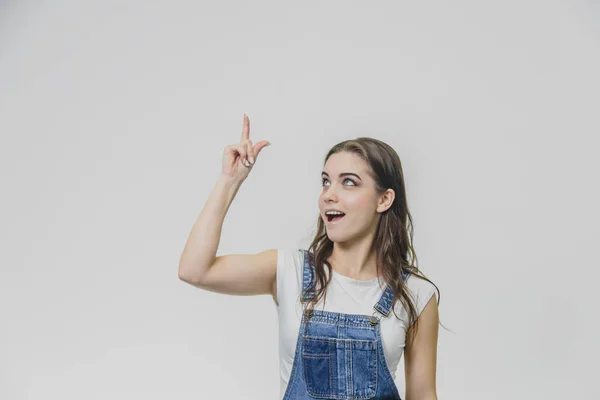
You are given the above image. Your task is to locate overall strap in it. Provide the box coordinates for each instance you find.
[301,249,315,302]
[372,270,410,317]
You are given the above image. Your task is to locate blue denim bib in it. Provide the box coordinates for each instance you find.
[282,250,409,400]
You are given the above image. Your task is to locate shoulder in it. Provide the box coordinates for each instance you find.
[275,248,305,289]
[404,272,438,317]
[274,247,304,309]
[276,248,305,271]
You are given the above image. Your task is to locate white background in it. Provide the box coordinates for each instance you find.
[1,1,599,399]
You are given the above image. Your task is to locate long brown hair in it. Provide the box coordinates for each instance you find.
[302,137,443,344]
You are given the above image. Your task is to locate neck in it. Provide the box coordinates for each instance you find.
[327,210,381,280]
[328,239,379,281]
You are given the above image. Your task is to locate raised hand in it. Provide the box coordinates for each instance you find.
[221,114,270,184]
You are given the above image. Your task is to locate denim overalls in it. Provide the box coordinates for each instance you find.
[282,250,410,400]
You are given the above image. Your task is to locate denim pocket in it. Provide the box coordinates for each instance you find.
[302,336,377,399]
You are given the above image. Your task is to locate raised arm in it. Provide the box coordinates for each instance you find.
[178,114,275,298]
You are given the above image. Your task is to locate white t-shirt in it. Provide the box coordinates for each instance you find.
[272,248,437,400]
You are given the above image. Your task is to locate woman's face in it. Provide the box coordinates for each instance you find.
[319,152,385,243]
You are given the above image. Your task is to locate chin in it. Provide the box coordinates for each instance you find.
[326,232,346,242]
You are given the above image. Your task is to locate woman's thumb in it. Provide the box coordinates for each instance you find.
[253,141,271,158]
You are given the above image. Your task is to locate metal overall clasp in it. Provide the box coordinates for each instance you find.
[370,310,381,326]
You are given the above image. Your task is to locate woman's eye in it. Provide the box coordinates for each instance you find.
[321,178,356,186]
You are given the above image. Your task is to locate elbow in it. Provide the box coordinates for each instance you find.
[178,265,202,285]
[178,270,189,282]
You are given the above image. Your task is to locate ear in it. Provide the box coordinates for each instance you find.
[377,188,395,213]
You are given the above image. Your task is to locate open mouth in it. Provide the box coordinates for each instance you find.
[326,213,346,222]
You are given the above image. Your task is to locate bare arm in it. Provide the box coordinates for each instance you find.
[404,295,439,400]
[185,249,278,299]
[178,114,275,298]
[177,174,242,283]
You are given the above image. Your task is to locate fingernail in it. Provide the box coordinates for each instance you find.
[249,157,254,164]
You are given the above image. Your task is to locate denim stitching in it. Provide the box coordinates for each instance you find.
[376,322,401,399]
[347,341,352,397]
[372,336,378,399]
[351,338,378,400]
[291,249,406,399]
[302,336,376,346]
[302,337,342,399]
[329,341,334,396]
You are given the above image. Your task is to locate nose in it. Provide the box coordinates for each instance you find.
[323,182,339,203]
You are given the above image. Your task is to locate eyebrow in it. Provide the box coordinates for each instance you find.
[321,171,362,180]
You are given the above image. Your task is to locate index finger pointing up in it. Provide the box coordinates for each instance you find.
[241,113,250,141]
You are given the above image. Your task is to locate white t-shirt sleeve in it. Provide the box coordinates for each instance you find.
[275,248,285,308]
[407,274,438,318]
[275,248,303,308]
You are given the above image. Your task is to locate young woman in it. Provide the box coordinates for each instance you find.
[178,114,441,400]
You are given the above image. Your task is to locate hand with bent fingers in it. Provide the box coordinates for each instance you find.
[221,114,270,184]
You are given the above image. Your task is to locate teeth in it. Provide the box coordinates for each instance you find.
[326,211,345,216]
